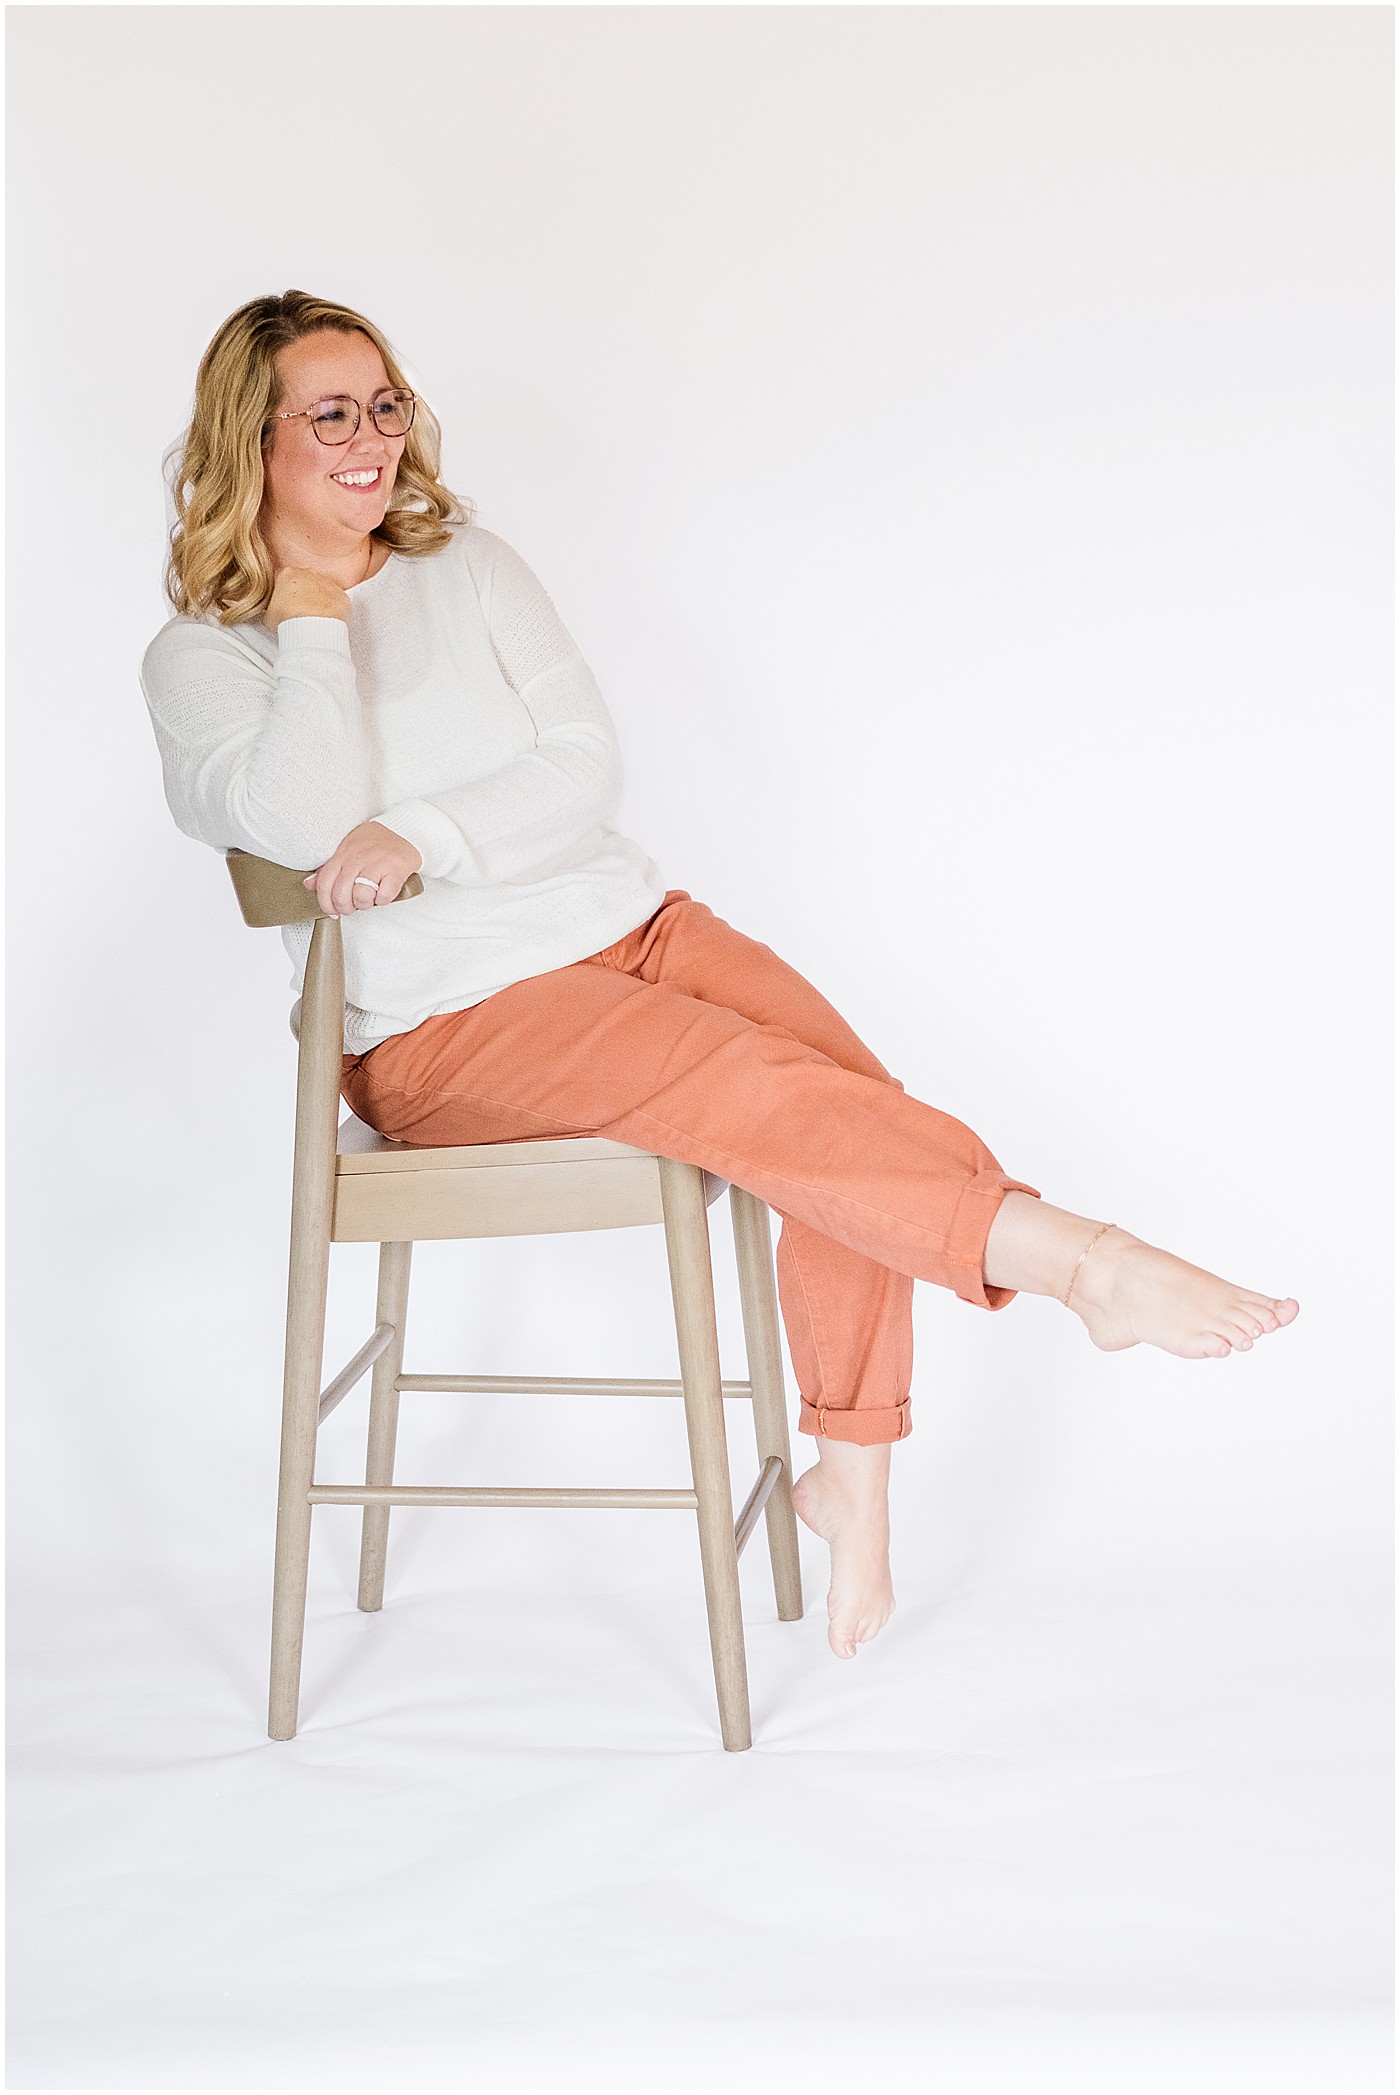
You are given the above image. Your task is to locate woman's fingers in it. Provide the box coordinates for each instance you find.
[302,866,397,913]
[301,868,351,915]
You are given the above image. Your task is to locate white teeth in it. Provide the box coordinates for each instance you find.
[332,469,379,485]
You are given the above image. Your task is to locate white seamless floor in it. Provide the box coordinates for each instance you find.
[8,1529,1391,2093]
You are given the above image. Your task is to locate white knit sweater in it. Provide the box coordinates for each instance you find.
[140,520,666,1051]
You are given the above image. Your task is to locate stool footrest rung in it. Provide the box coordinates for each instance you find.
[318,1324,397,1426]
[734,1457,785,1558]
[308,1483,700,1509]
[394,1373,755,1399]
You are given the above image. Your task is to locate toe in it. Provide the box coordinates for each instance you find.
[853,1601,894,1647]
[827,1610,858,1659]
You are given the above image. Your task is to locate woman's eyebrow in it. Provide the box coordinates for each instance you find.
[297,385,396,406]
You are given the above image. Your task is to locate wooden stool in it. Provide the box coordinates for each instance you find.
[226,849,804,1751]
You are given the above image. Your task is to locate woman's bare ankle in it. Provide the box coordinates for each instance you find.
[982,1191,1116,1299]
[813,1435,891,1498]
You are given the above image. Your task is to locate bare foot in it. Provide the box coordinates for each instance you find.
[790,1440,896,1659]
[1069,1226,1300,1358]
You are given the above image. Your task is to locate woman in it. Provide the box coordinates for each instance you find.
[141,290,1299,1662]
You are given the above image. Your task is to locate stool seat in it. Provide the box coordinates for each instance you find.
[331,1111,730,1243]
[336,1108,650,1162]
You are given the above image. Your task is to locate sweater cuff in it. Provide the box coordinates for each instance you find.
[275,615,353,657]
[373,797,470,881]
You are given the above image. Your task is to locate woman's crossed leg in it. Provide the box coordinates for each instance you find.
[342,890,1298,1659]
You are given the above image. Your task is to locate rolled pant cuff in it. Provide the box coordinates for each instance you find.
[944,1169,1043,1310]
[798,1396,911,1444]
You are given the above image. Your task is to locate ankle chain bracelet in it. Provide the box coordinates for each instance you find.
[1062,1221,1118,1308]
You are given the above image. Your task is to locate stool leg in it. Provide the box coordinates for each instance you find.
[358,1240,412,1612]
[268,914,344,1742]
[729,1185,804,1622]
[658,1158,752,1752]
[268,1207,331,1742]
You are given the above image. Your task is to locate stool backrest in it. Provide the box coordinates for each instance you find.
[224,848,424,928]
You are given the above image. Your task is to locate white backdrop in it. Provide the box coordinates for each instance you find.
[7,6,1392,2091]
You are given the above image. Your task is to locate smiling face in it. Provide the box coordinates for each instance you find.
[259,327,407,562]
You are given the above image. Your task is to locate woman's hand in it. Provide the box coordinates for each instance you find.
[302,822,424,916]
[266,566,354,630]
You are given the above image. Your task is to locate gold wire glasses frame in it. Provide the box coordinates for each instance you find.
[275,388,417,445]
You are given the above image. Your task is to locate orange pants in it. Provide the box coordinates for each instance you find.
[340,889,1041,1445]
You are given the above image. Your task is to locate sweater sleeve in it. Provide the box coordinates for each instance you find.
[372,531,625,886]
[140,614,374,869]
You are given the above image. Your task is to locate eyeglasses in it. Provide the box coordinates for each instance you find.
[275,387,417,445]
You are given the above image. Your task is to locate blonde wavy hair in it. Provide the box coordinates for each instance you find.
[161,289,475,625]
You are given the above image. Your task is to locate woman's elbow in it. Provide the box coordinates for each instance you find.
[221,786,368,870]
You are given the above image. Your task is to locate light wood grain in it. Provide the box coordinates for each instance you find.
[734,1456,785,1559]
[394,1374,757,1398]
[311,1485,701,1509]
[317,1323,396,1427]
[268,913,343,1740]
[658,1156,751,1752]
[356,1242,412,1612]
[730,1186,804,1620]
